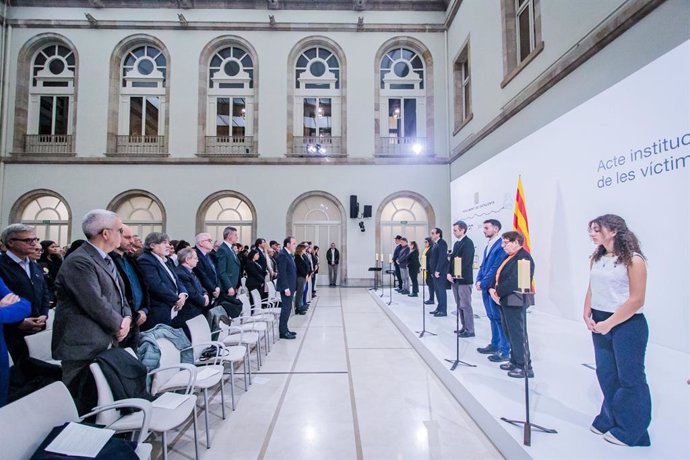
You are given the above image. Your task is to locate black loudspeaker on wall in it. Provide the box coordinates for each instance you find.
[349,195,359,219]
[362,205,372,218]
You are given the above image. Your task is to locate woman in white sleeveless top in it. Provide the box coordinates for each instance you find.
[583,214,651,447]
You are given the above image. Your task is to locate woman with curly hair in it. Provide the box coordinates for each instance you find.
[583,214,651,447]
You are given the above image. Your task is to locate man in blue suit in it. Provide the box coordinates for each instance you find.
[475,219,510,361]
[216,226,241,301]
[428,227,449,317]
[193,232,220,303]
[276,236,298,339]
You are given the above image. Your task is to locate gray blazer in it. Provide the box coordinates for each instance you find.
[52,243,131,361]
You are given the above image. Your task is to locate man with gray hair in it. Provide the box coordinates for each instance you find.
[0,223,51,364]
[52,209,132,395]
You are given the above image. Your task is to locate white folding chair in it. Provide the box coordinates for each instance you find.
[0,381,152,460]
[153,337,226,449]
[24,329,61,366]
[90,360,199,460]
[248,289,278,343]
[185,315,248,411]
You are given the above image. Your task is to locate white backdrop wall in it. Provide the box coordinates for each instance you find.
[450,41,690,353]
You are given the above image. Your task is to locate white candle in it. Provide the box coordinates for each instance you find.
[454,257,462,278]
[388,254,393,264]
[375,253,379,262]
[421,254,426,272]
[518,259,531,291]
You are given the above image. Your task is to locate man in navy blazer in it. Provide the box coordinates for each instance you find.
[193,232,220,303]
[0,224,51,364]
[475,219,510,361]
[428,227,449,316]
[216,226,241,301]
[276,236,298,339]
[137,232,188,330]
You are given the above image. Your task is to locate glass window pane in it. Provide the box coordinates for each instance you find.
[241,55,252,68]
[129,97,143,136]
[145,97,159,137]
[305,48,317,60]
[388,99,401,137]
[518,9,532,61]
[39,96,54,135]
[401,48,414,61]
[54,96,69,135]
[318,48,330,60]
[232,98,245,137]
[219,48,232,59]
[217,97,230,137]
[303,98,317,137]
[404,98,417,137]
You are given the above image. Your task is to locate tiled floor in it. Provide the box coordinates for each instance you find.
[163,287,502,459]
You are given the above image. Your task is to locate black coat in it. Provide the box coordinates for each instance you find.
[137,251,187,329]
[295,254,309,278]
[408,249,421,274]
[245,260,266,293]
[110,251,150,315]
[172,265,207,328]
[193,247,218,295]
[448,236,475,285]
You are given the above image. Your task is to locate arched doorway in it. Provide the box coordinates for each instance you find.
[377,192,435,260]
[288,191,346,285]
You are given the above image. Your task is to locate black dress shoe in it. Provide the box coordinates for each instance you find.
[476,344,498,354]
[279,332,296,339]
[288,330,297,335]
[453,328,465,334]
[458,331,475,338]
[408,293,418,297]
[488,353,510,362]
[295,309,307,315]
[433,312,447,317]
[424,300,435,305]
[428,310,438,315]
[508,368,534,378]
[500,363,517,371]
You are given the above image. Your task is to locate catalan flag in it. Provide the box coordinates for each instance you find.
[513,175,531,253]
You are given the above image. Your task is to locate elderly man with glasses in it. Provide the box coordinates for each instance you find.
[52,209,132,404]
[0,224,51,365]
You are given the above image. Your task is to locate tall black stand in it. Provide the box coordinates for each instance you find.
[386,263,394,305]
[444,277,475,369]
[500,290,557,445]
[415,269,436,338]
[368,263,382,293]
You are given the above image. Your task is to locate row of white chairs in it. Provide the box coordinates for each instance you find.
[5,286,285,460]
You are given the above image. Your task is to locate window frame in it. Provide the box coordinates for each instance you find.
[453,37,473,135]
[500,0,544,88]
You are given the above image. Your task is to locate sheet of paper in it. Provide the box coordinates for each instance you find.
[45,422,115,458]
[170,307,178,320]
[152,392,188,409]
[196,367,220,381]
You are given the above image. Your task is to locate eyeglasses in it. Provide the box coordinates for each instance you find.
[11,237,40,244]
[102,227,124,235]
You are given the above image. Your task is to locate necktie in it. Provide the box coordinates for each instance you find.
[104,256,117,276]
[207,253,216,273]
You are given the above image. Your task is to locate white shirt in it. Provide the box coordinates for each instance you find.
[153,252,177,286]
[6,250,31,278]
[590,254,645,314]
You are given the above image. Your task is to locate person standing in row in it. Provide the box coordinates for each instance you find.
[407,241,421,297]
[326,242,340,286]
[428,228,449,317]
[276,237,298,340]
[217,226,241,301]
[584,214,651,447]
[447,220,475,337]
[423,237,435,305]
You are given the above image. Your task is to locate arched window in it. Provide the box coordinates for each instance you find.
[289,39,345,157]
[288,192,346,286]
[375,39,433,157]
[110,192,165,237]
[199,193,255,245]
[12,192,71,246]
[377,193,434,259]
[26,43,76,154]
[115,41,168,155]
[205,45,256,155]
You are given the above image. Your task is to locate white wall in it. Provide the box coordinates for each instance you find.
[1,163,451,283]
[450,41,690,353]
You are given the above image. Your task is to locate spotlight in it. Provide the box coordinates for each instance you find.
[269,15,276,25]
[85,13,98,26]
[412,143,423,155]
[178,14,188,27]
[359,221,365,232]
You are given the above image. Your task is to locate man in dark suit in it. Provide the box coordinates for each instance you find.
[173,248,209,335]
[109,224,149,350]
[276,236,298,339]
[137,232,188,330]
[216,226,241,301]
[326,242,340,286]
[0,224,51,364]
[446,220,476,337]
[475,219,510,362]
[392,235,403,290]
[51,210,132,390]
[193,232,220,303]
[428,227,449,317]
